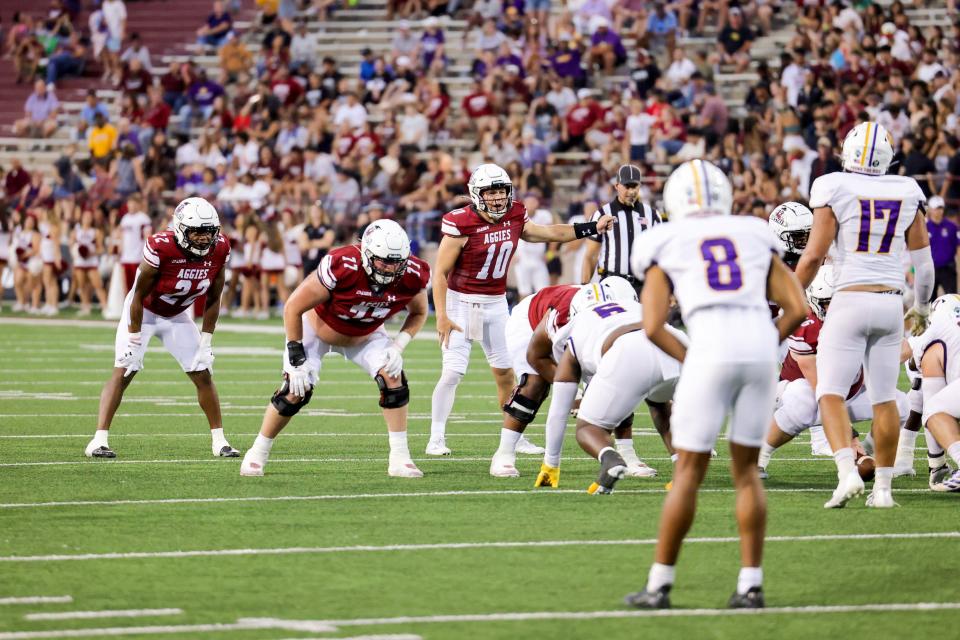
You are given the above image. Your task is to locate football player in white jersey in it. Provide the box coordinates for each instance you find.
[625,159,807,610]
[795,121,935,509]
[909,294,960,491]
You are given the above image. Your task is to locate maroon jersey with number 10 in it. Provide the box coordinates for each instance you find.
[441,201,528,296]
[141,231,230,318]
[315,245,431,336]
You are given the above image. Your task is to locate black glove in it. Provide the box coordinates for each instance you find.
[286,340,307,367]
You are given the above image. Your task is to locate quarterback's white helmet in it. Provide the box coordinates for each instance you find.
[769,201,813,255]
[806,264,836,320]
[468,163,513,221]
[173,197,220,257]
[930,293,960,325]
[360,219,410,291]
[600,275,639,303]
[841,121,894,176]
[662,159,732,222]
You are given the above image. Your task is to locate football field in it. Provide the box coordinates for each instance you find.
[0,317,958,640]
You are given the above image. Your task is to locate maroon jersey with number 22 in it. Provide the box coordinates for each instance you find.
[440,201,528,296]
[141,231,230,317]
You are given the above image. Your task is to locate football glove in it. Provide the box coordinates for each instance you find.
[117,332,145,376]
[189,332,215,372]
[284,340,311,398]
[905,304,930,337]
[380,332,411,379]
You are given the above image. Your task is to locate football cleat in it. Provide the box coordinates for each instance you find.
[892,463,916,478]
[215,445,240,458]
[758,466,768,480]
[865,488,898,508]
[931,467,960,492]
[810,442,833,457]
[587,450,627,495]
[929,463,952,489]
[490,452,520,478]
[388,458,423,478]
[425,437,452,456]
[239,457,265,477]
[84,444,116,459]
[515,436,545,455]
[728,587,765,609]
[534,463,560,488]
[624,585,671,609]
[617,446,657,477]
[824,470,865,509]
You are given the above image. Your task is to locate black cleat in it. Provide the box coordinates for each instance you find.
[587,449,627,495]
[758,466,768,480]
[216,445,240,458]
[728,587,764,609]
[624,585,671,609]
[87,446,116,459]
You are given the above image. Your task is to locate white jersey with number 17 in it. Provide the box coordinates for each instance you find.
[809,172,925,291]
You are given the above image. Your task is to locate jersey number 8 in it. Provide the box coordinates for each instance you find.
[700,238,742,291]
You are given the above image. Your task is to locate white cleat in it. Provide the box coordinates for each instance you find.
[515,436,545,455]
[824,470,865,509]
[240,453,265,477]
[892,464,917,478]
[865,488,898,508]
[490,452,520,478]
[388,458,424,478]
[810,443,834,457]
[425,437,452,456]
[624,461,658,478]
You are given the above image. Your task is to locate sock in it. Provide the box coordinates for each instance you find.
[210,427,228,449]
[833,447,856,481]
[496,428,522,455]
[388,431,410,459]
[615,438,635,453]
[874,466,893,492]
[737,567,763,594]
[927,430,944,457]
[247,434,274,461]
[929,453,946,470]
[597,446,616,462]
[544,381,577,467]
[947,442,960,467]
[430,370,462,439]
[897,428,918,453]
[91,430,109,447]
[646,562,675,592]
[758,442,776,469]
[810,425,829,449]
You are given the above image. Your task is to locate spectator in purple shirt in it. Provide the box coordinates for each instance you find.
[494,42,525,79]
[551,37,586,88]
[197,1,233,50]
[418,17,446,73]
[587,17,626,74]
[178,70,225,134]
[518,129,549,169]
[14,80,60,138]
[926,196,960,295]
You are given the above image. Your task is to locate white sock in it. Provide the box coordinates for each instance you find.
[210,428,228,449]
[833,447,856,480]
[544,381,577,467]
[615,438,635,453]
[496,428,522,455]
[737,567,763,594]
[810,425,830,451]
[247,434,274,461]
[758,442,776,469]
[388,431,410,459]
[91,430,109,447]
[430,370,462,439]
[927,430,944,457]
[897,429,918,453]
[929,453,946,470]
[645,562,675,592]
[947,442,960,467]
[874,466,893,492]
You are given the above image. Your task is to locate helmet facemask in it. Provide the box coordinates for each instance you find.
[361,248,407,294]
[177,223,220,257]
[809,295,831,320]
[780,227,810,255]
[477,184,512,221]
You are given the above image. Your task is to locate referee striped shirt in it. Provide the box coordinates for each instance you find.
[590,198,662,279]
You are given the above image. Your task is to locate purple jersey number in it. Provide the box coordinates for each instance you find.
[700,238,743,291]
[856,199,902,254]
[592,302,626,318]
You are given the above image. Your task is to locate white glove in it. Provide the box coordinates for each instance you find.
[117,332,145,376]
[283,340,312,398]
[380,332,411,379]
[189,332,215,372]
[905,304,930,337]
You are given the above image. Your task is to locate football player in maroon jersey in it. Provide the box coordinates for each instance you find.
[428,163,616,456]
[84,198,239,459]
[241,220,431,478]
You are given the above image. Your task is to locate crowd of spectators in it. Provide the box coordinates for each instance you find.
[1,0,960,317]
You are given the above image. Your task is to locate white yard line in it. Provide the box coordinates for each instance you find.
[0,621,298,639]
[1,532,956,563]
[24,609,182,622]
[0,596,72,606]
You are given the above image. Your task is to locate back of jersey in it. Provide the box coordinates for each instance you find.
[633,215,779,320]
[809,172,924,290]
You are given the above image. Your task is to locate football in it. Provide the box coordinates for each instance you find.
[857,454,877,482]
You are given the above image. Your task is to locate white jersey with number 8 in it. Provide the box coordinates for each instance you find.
[808,172,924,291]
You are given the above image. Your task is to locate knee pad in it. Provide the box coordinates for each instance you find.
[377,372,409,409]
[271,380,313,417]
[616,413,635,430]
[502,373,550,425]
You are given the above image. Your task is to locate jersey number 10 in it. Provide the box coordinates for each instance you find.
[476,242,513,280]
[856,199,902,254]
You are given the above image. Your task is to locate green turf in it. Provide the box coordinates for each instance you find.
[0,318,958,639]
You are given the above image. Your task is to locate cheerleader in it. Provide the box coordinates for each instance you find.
[238,217,262,319]
[12,213,41,313]
[258,215,287,318]
[70,209,108,316]
[221,212,249,316]
[38,208,63,316]
[280,208,304,288]
[0,211,11,311]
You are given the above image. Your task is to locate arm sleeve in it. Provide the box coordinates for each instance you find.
[911,247,935,309]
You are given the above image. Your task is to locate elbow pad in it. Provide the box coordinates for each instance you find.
[911,248,935,308]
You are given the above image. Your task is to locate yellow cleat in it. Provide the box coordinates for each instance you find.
[664,480,673,491]
[534,463,560,488]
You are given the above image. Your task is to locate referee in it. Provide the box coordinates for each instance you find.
[581,164,661,290]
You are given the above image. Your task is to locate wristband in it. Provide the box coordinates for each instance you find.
[573,221,599,239]
[199,332,213,349]
[286,340,307,367]
[394,331,412,351]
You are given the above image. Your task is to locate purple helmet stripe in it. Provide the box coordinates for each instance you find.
[867,123,879,168]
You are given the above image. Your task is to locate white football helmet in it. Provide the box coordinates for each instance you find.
[930,293,960,325]
[601,275,639,303]
[360,219,410,292]
[769,201,813,255]
[662,159,732,222]
[841,121,894,176]
[468,163,513,221]
[172,197,220,257]
[569,281,620,318]
[806,264,836,320]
